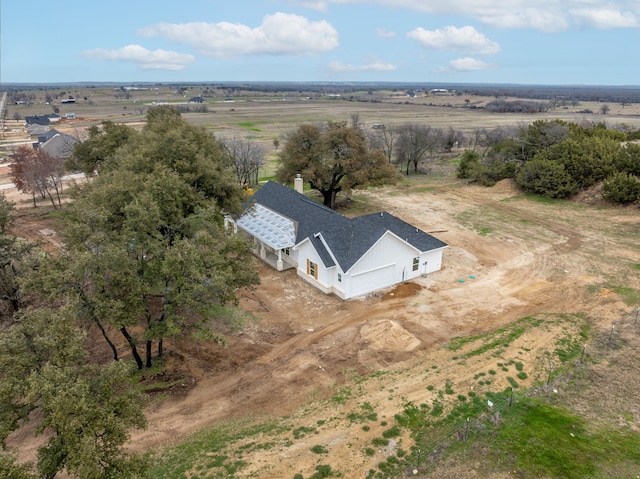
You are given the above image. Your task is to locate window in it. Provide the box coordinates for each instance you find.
[306,259,318,279]
[337,273,342,283]
[282,247,290,256]
[412,257,419,272]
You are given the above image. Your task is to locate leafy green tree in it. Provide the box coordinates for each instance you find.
[0,307,147,478]
[0,452,37,479]
[614,143,640,176]
[52,106,259,369]
[0,194,16,235]
[601,172,640,204]
[517,119,570,162]
[0,196,36,319]
[536,136,618,189]
[32,361,148,479]
[276,121,396,209]
[68,120,136,175]
[457,150,480,179]
[515,158,579,198]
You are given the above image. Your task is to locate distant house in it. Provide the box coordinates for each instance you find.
[429,89,450,96]
[61,98,76,104]
[188,96,205,103]
[25,114,60,126]
[228,180,447,299]
[27,124,50,137]
[35,129,78,159]
[65,112,77,120]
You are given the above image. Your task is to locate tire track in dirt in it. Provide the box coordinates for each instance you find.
[132,300,401,450]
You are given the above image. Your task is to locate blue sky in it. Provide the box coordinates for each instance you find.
[2,0,639,85]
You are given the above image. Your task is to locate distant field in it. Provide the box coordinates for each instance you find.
[5,85,640,165]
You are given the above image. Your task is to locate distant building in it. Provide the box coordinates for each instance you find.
[429,89,450,96]
[35,129,78,159]
[65,112,76,120]
[25,114,60,126]
[188,96,205,103]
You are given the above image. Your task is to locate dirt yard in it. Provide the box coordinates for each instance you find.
[6,177,640,478]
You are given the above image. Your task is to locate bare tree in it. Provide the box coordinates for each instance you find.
[350,113,362,130]
[442,127,465,152]
[395,123,442,175]
[600,104,610,115]
[470,126,517,156]
[219,136,266,186]
[369,124,400,164]
[9,145,65,208]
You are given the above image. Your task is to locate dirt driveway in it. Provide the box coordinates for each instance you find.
[7,178,639,478]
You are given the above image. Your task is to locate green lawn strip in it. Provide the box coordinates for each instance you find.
[481,400,640,478]
[398,393,640,479]
[448,316,544,358]
[148,417,288,479]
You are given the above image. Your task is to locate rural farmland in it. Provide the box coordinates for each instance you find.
[2,84,640,478]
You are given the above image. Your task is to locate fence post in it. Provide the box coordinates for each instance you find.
[608,323,615,344]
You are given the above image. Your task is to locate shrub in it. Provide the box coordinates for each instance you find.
[310,445,328,454]
[602,172,640,204]
[457,150,480,179]
[516,159,578,198]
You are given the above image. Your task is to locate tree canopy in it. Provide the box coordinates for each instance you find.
[1,105,263,476]
[276,121,396,209]
[43,106,260,369]
[459,120,640,202]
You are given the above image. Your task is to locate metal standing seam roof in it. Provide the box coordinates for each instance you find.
[240,181,448,271]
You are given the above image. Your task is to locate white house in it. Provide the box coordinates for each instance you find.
[229,180,447,299]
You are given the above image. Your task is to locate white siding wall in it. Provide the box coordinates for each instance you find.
[414,248,445,277]
[344,234,446,298]
[295,241,334,294]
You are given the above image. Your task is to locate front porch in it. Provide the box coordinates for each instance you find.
[252,240,296,272]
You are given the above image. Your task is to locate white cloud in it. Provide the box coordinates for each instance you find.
[138,13,339,57]
[81,44,195,71]
[477,8,570,31]
[327,58,397,72]
[292,0,329,11]
[376,28,396,38]
[570,8,638,28]
[436,57,497,73]
[407,26,500,55]
[319,0,640,31]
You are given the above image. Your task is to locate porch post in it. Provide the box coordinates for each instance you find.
[276,249,284,271]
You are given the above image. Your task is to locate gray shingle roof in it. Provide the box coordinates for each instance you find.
[40,131,78,159]
[247,181,447,272]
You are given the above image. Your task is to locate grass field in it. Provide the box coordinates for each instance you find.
[6,85,640,160]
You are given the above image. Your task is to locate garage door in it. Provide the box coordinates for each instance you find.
[350,264,396,298]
